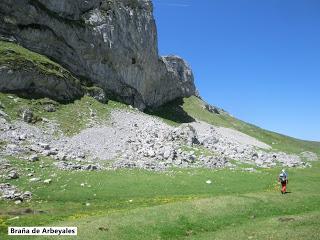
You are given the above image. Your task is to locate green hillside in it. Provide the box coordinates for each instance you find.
[1,90,319,155]
[149,96,320,155]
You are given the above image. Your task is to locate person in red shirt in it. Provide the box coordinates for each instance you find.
[278,169,288,194]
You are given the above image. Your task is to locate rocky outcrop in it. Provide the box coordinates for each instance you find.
[0,183,32,201]
[0,0,197,109]
[0,65,84,102]
[0,41,84,102]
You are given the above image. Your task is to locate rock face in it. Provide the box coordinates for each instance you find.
[0,65,84,102]
[0,41,85,102]
[0,0,197,109]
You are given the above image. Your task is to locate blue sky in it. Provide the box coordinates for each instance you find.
[153,0,320,141]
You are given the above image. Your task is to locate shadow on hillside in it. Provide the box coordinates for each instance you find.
[146,98,195,124]
[2,90,81,105]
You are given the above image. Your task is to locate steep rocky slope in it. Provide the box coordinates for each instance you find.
[0,93,319,203]
[0,0,196,109]
[0,93,317,173]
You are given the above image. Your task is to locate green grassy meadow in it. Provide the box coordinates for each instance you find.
[0,157,319,240]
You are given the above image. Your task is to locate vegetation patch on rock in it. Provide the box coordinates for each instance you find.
[0,41,84,102]
[0,41,77,80]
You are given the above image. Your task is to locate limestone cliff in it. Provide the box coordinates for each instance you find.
[0,41,84,102]
[0,0,197,109]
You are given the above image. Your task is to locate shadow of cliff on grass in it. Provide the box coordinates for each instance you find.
[146,98,195,124]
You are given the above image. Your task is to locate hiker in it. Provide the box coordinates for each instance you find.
[278,169,288,194]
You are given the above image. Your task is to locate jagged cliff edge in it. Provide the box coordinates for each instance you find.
[0,0,197,109]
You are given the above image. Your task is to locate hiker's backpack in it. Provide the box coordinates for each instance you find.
[279,173,287,183]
